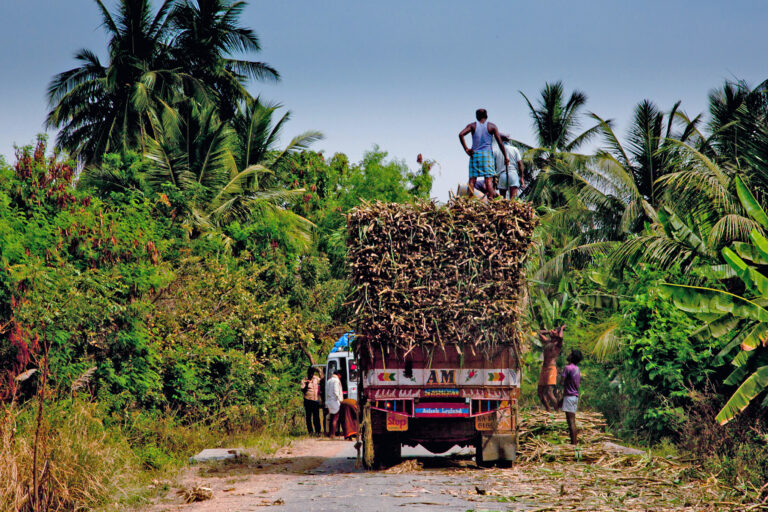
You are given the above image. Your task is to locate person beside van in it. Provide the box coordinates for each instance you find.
[300,367,321,435]
[317,368,328,435]
[339,398,358,440]
[325,370,344,439]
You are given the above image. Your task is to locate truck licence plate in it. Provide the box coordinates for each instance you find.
[475,408,513,431]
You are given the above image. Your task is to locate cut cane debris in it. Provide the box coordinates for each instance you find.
[177,485,213,503]
[384,459,423,474]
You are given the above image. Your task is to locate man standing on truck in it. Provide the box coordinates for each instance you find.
[459,109,508,198]
[561,349,583,444]
[325,370,343,439]
[537,326,565,411]
[493,134,525,199]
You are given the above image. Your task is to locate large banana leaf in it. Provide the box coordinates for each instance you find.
[724,361,753,386]
[722,247,768,296]
[750,230,768,258]
[736,176,768,229]
[658,206,710,257]
[716,366,768,425]
[739,323,768,351]
[691,315,740,340]
[658,283,768,322]
[713,328,749,366]
[732,241,768,265]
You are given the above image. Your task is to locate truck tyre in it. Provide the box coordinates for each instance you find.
[475,435,493,468]
[373,434,401,468]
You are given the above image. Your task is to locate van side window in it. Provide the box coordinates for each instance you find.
[338,358,347,393]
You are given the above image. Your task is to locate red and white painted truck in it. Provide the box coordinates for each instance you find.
[360,342,520,467]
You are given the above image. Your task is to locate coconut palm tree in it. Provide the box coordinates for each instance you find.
[169,0,279,120]
[531,101,703,280]
[520,81,601,153]
[622,84,768,272]
[141,97,320,248]
[46,0,177,163]
[518,82,602,208]
[231,98,322,177]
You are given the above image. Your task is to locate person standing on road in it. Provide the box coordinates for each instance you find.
[537,326,565,411]
[301,367,321,435]
[561,349,583,445]
[339,398,359,440]
[325,370,343,439]
[493,134,525,199]
[459,109,508,198]
[317,368,328,435]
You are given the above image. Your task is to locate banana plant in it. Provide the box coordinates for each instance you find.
[526,276,574,351]
[660,177,768,424]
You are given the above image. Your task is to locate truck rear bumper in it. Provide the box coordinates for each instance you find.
[373,413,477,445]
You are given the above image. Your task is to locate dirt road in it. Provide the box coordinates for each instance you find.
[151,414,732,511]
[152,440,503,512]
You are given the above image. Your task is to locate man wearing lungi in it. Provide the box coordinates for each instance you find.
[459,108,508,198]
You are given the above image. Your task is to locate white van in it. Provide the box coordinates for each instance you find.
[325,349,359,401]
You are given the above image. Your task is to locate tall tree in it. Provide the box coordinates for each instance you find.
[139,97,319,247]
[519,81,601,154]
[519,82,600,207]
[46,0,176,163]
[170,0,279,119]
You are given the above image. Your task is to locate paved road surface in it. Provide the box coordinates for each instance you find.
[276,443,519,512]
[154,439,530,512]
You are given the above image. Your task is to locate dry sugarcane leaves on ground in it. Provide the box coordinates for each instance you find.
[474,409,751,511]
[347,198,538,355]
[380,410,752,510]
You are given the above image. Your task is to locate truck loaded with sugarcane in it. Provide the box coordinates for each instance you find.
[346,197,538,468]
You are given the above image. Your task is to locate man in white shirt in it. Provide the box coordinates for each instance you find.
[325,370,343,439]
[493,134,525,198]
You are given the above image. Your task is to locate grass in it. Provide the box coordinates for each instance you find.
[1,398,301,511]
[1,399,135,512]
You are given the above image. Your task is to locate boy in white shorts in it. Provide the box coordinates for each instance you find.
[560,349,583,445]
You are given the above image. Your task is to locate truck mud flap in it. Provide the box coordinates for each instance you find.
[477,433,516,464]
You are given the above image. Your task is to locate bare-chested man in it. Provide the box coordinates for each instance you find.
[537,325,565,411]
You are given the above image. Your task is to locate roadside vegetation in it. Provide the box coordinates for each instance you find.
[522,78,768,502]
[2,0,768,509]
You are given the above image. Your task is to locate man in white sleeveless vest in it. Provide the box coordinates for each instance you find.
[459,109,508,198]
[494,133,525,198]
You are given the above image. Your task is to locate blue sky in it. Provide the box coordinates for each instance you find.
[1,0,767,199]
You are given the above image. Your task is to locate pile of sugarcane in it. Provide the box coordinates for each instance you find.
[347,197,537,354]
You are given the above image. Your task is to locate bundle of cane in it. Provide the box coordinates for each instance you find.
[347,197,537,356]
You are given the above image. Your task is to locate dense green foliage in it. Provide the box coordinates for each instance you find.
[520,77,768,498]
[4,0,768,506]
[0,136,431,498]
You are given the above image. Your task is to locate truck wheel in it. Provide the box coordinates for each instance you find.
[475,435,493,468]
[373,434,401,468]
